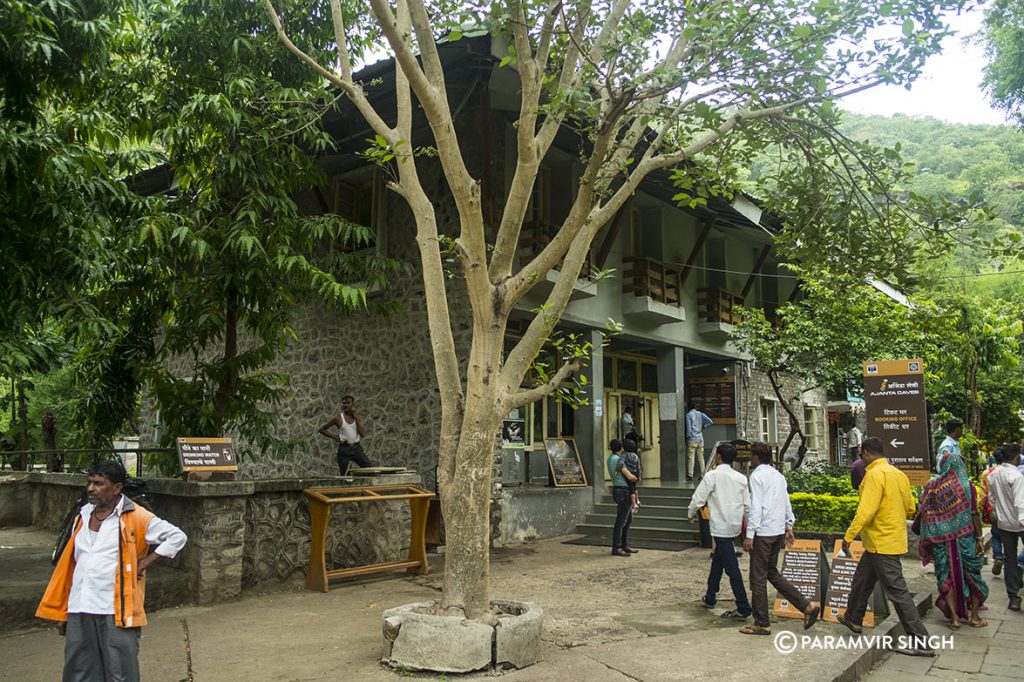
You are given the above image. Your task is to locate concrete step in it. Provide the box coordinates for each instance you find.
[591,503,691,518]
[584,513,696,530]
[575,523,701,543]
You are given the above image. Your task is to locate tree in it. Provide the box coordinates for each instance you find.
[266,0,973,619]
[733,270,939,467]
[980,0,1024,125]
[126,0,402,466]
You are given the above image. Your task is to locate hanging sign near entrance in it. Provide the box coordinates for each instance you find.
[863,358,929,486]
[501,419,525,449]
[823,540,876,628]
[544,438,588,487]
[772,539,826,620]
[176,437,237,472]
[686,376,736,424]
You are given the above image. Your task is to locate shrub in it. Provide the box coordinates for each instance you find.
[789,493,860,532]
[789,491,918,532]
[785,462,855,496]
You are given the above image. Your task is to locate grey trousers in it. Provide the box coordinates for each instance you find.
[64,613,141,682]
[845,551,929,641]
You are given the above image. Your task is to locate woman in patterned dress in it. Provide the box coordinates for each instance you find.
[918,448,989,629]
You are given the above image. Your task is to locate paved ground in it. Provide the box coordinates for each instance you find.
[2,529,945,681]
[865,563,1024,681]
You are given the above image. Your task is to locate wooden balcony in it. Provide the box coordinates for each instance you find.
[517,221,597,300]
[621,256,686,323]
[698,288,743,337]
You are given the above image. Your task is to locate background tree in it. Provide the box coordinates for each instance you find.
[267,0,973,619]
[733,270,941,467]
[979,0,1024,126]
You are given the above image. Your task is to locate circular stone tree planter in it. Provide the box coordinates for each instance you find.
[381,600,543,673]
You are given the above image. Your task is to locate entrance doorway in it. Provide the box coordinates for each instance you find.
[604,390,661,479]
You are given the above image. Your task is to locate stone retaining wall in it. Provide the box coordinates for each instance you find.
[4,472,421,605]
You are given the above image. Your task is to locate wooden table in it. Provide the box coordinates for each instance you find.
[303,484,435,592]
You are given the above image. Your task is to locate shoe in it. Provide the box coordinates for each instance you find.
[1010,596,1021,611]
[612,548,631,557]
[623,547,639,554]
[993,559,1004,576]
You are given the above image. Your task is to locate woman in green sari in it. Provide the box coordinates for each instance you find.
[919,437,989,629]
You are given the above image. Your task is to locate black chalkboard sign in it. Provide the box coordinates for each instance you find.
[544,438,588,487]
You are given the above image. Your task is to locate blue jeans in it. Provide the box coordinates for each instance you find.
[992,524,1004,561]
[704,536,752,616]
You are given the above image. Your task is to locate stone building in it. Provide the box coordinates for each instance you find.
[141,35,829,544]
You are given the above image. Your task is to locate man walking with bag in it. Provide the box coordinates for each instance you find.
[689,442,751,620]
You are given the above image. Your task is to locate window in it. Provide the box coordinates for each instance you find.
[760,400,777,443]
[332,170,379,253]
[803,407,821,452]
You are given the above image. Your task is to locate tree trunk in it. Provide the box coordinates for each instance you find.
[212,284,239,433]
[768,369,807,470]
[42,411,59,472]
[437,318,504,620]
[438,420,495,619]
[13,378,29,471]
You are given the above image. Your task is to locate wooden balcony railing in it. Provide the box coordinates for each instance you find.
[623,256,683,305]
[518,221,592,277]
[698,287,744,324]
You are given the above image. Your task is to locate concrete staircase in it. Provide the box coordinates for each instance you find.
[573,484,703,550]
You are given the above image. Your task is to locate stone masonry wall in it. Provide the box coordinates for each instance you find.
[738,366,828,462]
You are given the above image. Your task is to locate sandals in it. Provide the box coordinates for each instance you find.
[720,609,749,620]
[739,625,770,636]
[948,620,961,631]
[969,618,988,628]
[836,613,863,634]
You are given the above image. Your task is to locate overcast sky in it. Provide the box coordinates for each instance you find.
[840,7,1011,126]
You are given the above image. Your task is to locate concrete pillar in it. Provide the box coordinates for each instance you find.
[574,329,605,502]
[656,347,686,481]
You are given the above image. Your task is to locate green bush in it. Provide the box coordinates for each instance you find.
[785,462,855,495]
[790,491,919,532]
[789,493,860,532]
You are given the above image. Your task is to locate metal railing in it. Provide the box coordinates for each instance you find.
[0,448,176,477]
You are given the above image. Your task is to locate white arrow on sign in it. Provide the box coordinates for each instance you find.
[890,439,905,448]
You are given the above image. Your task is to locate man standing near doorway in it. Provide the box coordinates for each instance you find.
[686,400,713,481]
[37,460,188,681]
[319,395,376,474]
[838,437,934,656]
[607,439,638,557]
[688,442,751,620]
[846,422,863,465]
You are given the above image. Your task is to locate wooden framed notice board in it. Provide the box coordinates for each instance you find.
[544,438,588,487]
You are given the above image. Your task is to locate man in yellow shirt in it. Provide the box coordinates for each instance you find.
[838,437,934,657]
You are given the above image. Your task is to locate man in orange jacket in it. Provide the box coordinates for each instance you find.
[37,460,187,681]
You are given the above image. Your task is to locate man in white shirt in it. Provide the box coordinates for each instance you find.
[846,424,863,464]
[740,442,820,635]
[988,447,1024,611]
[688,442,751,619]
[37,460,188,681]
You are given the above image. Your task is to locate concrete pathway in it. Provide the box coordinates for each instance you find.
[1,535,939,681]
[864,566,1024,681]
